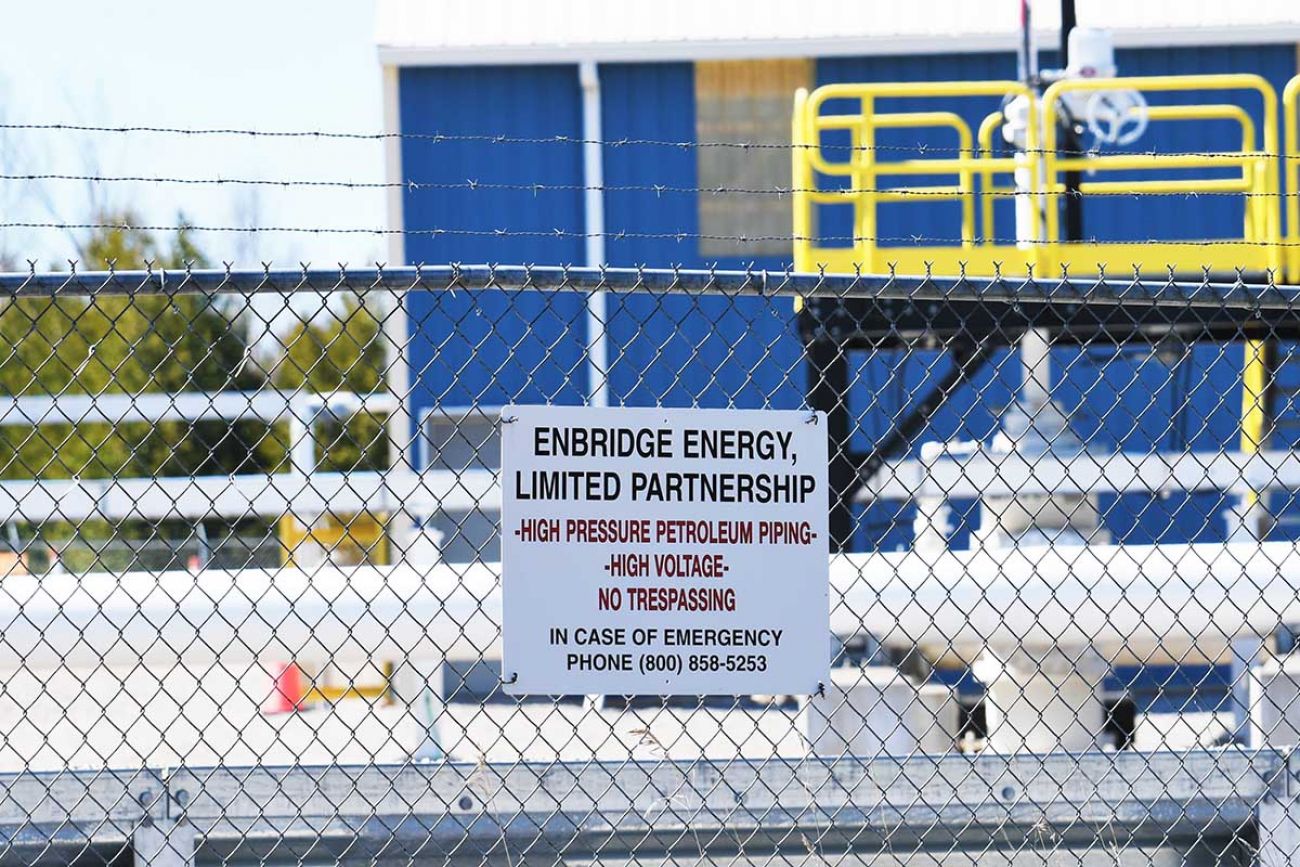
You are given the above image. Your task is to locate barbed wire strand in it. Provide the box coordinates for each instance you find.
[4,220,1300,248]
[0,172,1294,200]
[6,122,1300,163]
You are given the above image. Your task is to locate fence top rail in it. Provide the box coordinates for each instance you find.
[2,264,1300,311]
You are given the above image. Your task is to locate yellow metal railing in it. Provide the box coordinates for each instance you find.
[794,73,1298,281]
[792,80,1038,276]
[279,512,391,567]
[1040,74,1281,277]
[1285,75,1300,278]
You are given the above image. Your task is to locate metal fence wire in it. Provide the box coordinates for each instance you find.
[4,264,1300,866]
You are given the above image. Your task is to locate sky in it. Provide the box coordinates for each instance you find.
[0,0,388,272]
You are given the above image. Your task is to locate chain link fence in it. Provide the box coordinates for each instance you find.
[1,264,1300,865]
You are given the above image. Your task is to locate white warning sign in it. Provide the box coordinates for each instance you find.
[501,405,829,695]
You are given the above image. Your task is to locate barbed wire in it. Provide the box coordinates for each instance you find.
[2,171,1295,200]
[6,122,1300,163]
[6,220,1300,249]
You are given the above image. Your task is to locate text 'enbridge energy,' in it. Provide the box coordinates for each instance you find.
[501,405,829,696]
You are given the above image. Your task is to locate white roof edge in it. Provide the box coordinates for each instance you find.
[378,25,1300,68]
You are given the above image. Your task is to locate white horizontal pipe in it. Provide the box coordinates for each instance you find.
[0,391,400,427]
[831,542,1300,662]
[0,562,501,671]
[3,541,1297,672]
[860,449,1300,501]
[0,470,499,522]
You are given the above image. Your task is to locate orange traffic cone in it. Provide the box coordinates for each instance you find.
[263,661,307,715]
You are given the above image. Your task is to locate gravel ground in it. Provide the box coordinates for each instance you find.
[0,662,810,771]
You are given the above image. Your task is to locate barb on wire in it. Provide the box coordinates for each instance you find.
[6,220,1300,252]
[3,171,1298,200]
[8,120,1300,163]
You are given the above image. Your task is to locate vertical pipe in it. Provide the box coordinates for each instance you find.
[379,64,413,566]
[380,65,411,468]
[579,60,610,408]
[1014,2,1055,511]
[1016,70,1051,416]
[1229,636,1263,745]
[1020,327,1052,412]
[1235,338,1270,543]
[1017,0,1035,87]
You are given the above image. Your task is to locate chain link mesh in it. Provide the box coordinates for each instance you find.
[0,265,1296,865]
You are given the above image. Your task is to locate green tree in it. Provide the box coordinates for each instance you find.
[0,210,269,481]
[268,294,390,472]
[0,210,280,570]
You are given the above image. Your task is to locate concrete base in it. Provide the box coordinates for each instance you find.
[133,820,193,867]
[1258,796,1300,866]
[1251,655,1300,747]
[974,648,1107,753]
[803,666,957,756]
[1133,712,1233,751]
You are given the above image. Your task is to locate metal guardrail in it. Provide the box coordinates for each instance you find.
[0,751,1289,866]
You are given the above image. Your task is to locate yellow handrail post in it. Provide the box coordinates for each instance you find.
[959,121,976,248]
[1241,338,1270,537]
[978,111,1005,244]
[791,87,813,273]
[857,95,877,270]
[1284,75,1300,281]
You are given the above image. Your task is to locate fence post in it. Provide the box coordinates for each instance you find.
[391,659,447,761]
[1253,656,1300,865]
[133,818,193,867]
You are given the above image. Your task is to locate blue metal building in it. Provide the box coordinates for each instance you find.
[377,1,1300,552]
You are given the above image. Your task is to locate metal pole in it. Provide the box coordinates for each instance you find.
[1015,0,1052,415]
[1017,0,1035,87]
[1060,0,1084,243]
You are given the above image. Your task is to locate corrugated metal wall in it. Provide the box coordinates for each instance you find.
[599,62,805,409]
[398,65,588,416]
[398,44,1298,550]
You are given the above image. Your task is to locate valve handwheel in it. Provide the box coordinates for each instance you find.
[1084,88,1149,146]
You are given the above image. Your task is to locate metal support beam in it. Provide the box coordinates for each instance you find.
[808,338,989,552]
[858,341,991,482]
[807,339,854,551]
